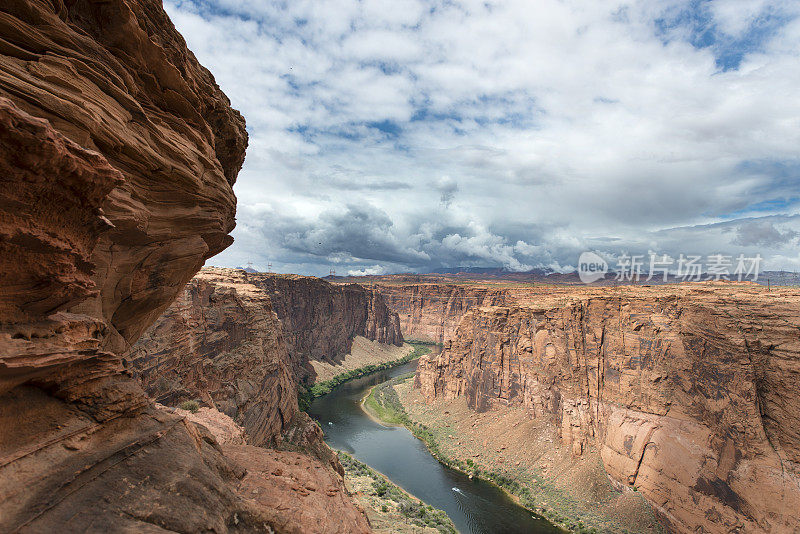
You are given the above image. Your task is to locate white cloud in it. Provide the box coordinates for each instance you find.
[166,0,800,276]
[710,0,773,37]
[347,264,390,276]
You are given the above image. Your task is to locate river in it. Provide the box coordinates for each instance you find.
[308,359,562,534]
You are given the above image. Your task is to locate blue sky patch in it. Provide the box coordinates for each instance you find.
[655,0,796,70]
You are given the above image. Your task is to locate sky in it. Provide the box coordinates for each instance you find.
[166,0,800,276]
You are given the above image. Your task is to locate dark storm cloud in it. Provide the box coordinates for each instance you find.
[731,220,799,247]
[233,201,800,276]
[282,204,428,266]
[237,202,564,273]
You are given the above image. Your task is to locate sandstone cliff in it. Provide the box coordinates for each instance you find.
[0,2,369,532]
[415,283,800,533]
[256,275,403,382]
[375,283,510,343]
[129,267,404,443]
[164,404,374,534]
[129,268,299,446]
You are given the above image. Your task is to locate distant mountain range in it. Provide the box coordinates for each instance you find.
[333,267,800,286]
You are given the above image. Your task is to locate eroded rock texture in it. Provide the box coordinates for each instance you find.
[129,267,404,444]
[0,0,245,391]
[415,283,800,533]
[254,274,403,383]
[376,283,509,343]
[160,404,372,534]
[0,2,369,532]
[130,268,298,446]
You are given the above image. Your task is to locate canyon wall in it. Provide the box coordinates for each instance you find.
[375,283,509,343]
[415,283,800,534]
[129,269,298,446]
[129,267,404,443]
[253,275,403,382]
[0,1,369,532]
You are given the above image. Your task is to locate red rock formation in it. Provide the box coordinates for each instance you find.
[0,97,123,393]
[375,283,509,343]
[261,275,403,356]
[251,274,403,382]
[0,0,246,358]
[0,0,245,388]
[415,283,800,533]
[225,445,371,534]
[163,405,372,534]
[129,267,404,443]
[0,2,369,532]
[130,269,298,446]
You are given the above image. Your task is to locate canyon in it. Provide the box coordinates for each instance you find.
[119,265,800,533]
[129,266,404,446]
[1,1,798,533]
[410,281,800,533]
[128,268,299,447]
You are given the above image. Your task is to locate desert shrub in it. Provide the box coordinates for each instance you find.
[372,480,391,497]
[297,387,313,411]
[180,400,199,413]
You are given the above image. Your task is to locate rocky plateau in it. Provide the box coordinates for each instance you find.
[374,282,512,343]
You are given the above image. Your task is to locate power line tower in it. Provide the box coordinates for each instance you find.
[267,262,272,273]
[246,261,255,272]
[329,269,336,277]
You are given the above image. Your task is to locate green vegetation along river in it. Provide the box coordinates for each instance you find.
[309,359,562,534]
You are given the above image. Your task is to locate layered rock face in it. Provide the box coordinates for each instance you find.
[129,267,404,443]
[0,2,369,532]
[251,274,403,382]
[0,0,246,364]
[416,283,800,534]
[163,404,372,534]
[375,283,509,343]
[129,269,298,446]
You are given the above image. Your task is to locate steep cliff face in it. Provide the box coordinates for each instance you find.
[129,267,404,442]
[252,274,403,382]
[376,283,509,343]
[415,283,800,533]
[0,0,246,363]
[129,269,298,446]
[0,2,370,532]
